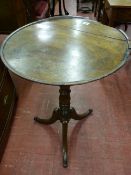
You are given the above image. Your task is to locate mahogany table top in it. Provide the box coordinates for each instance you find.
[0,16,129,85]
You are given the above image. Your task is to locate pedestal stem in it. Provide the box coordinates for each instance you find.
[34,85,92,167]
[59,85,71,167]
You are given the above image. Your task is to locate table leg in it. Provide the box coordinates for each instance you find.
[34,85,92,167]
[62,121,68,167]
[70,107,92,120]
[34,108,58,124]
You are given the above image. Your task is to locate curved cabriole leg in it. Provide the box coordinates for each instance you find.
[62,121,68,168]
[70,107,93,120]
[63,0,69,15]
[34,108,59,124]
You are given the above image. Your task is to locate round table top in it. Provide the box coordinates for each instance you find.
[0,16,129,86]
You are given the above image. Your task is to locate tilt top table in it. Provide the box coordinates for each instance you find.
[0,16,130,167]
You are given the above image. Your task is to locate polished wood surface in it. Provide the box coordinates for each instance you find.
[0,1,131,172]
[1,16,129,85]
[34,85,92,167]
[108,0,131,7]
[0,16,130,167]
[103,0,131,27]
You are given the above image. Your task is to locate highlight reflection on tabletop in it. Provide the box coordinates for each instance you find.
[1,16,129,85]
[0,16,130,168]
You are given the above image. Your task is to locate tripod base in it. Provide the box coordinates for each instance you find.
[34,86,92,167]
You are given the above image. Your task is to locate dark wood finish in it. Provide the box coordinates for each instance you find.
[0,60,16,161]
[1,16,129,85]
[0,16,130,168]
[0,0,131,172]
[34,85,92,167]
[103,0,131,27]
[0,0,27,33]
